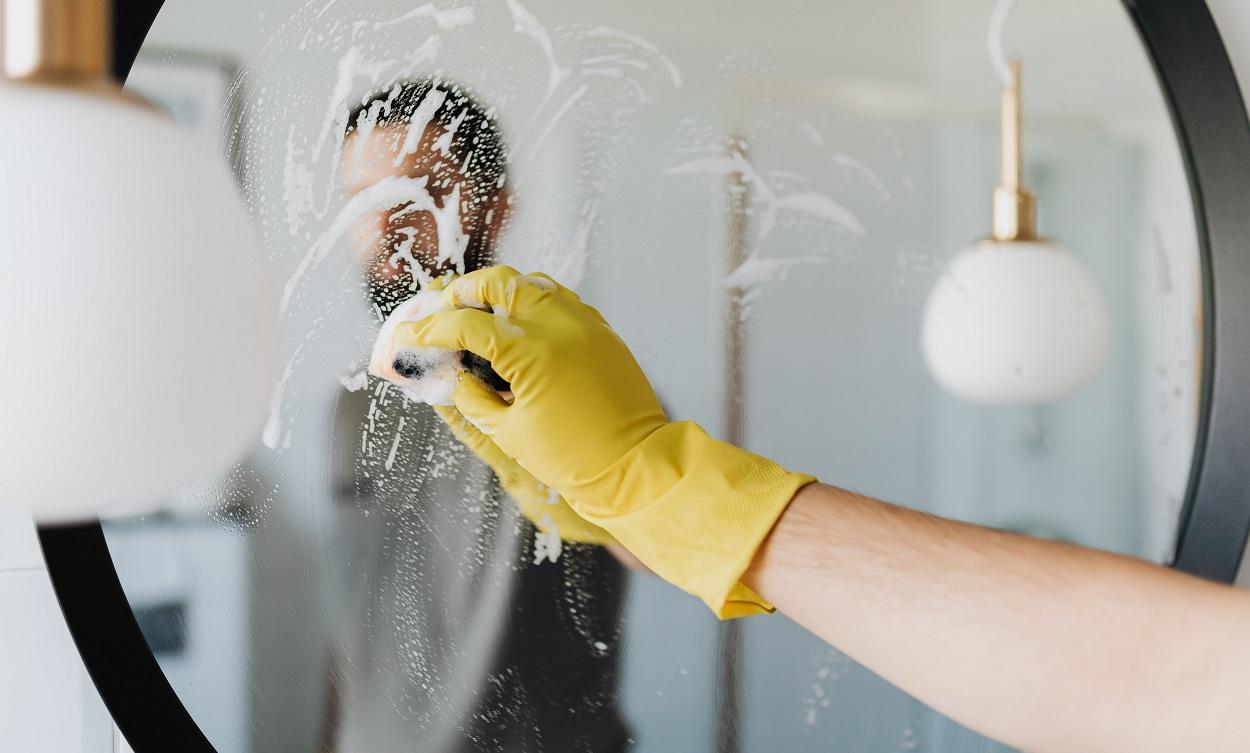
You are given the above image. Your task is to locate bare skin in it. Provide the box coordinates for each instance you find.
[744,482,1250,753]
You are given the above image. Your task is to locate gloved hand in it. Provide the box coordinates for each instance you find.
[433,403,615,545]
[394,266,815,618]
[410,277,614,546]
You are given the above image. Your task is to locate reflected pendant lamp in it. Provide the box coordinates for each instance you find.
[922,61,1109,405]
[0,0,281,522]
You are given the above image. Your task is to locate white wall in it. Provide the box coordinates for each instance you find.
[0,509,115,753]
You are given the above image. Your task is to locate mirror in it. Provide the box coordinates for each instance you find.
[101,0,1202,750]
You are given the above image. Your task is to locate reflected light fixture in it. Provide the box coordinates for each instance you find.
[921,60,1109,405]
[0,0,280,522]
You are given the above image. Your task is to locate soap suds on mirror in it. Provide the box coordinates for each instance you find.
[666,151,866,242]
[284,125,315,236]
[373,3,476,32]
[773,191,866,236]
[281,175,440,314]
[529,83,590,156]
[803,648,850,726]
[270,0,687,330]
[262,343,303,450]
[830,152,892,202]
[241,0,690,569]
[580,26,682,88]
[313,45,396,161]
[384,416,406,471]
[661,104,896,324]
[393,86,448,166]
[726,254,828,289]
[432,107,469,156]
[430,182,470,271]
[533,516,562,564]
[505,0,569,100]
[339,370,368,392]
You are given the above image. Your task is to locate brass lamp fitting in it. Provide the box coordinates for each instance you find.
[1,0,112,84]
[991,60,1038,242]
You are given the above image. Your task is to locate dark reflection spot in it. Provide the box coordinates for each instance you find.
[460,351,510,391]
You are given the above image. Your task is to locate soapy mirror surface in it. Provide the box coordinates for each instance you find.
[102,1,1201,750]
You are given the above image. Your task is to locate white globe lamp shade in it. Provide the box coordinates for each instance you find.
[0,83,281,523]
[922,59,1110,406]
[922,240,1109,405]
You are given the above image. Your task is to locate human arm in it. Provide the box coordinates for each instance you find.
[397,266,1250,752]
[747,482,1250,753]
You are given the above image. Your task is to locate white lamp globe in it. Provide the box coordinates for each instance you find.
[0,83,281,523]
[922,240,1109,405]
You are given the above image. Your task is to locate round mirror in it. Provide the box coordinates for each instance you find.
[43,0,1250,751]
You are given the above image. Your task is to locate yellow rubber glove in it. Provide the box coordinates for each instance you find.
[394,266,815,618]
[419,275,614,545]
[433,403,615,545]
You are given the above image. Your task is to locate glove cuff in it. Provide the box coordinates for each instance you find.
[569,421,815,618]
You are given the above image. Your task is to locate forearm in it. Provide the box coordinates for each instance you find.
[402,265,1250,750]
[744,482,1250,753]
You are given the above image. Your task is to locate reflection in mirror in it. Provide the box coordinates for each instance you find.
[105,1,1200,751]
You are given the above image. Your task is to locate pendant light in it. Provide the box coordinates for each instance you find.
[0,0,280,522]
[921,59,1109,405]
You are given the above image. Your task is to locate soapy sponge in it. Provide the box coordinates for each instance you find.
[368,290,508,404]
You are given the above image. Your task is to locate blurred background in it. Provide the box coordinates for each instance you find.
[26,0,1209,751]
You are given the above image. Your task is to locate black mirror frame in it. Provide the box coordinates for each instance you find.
[37,1,1250,750]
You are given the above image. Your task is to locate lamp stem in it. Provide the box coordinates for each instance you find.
[1001,61,1022,190]
[1,0,111,83]
[991,60,1038,242]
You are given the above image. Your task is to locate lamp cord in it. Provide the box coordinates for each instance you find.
[987,0,1019,84]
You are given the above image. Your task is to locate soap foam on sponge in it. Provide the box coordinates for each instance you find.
[368,290,462,405]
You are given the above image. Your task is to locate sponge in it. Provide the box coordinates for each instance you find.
[368,290,508,404]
